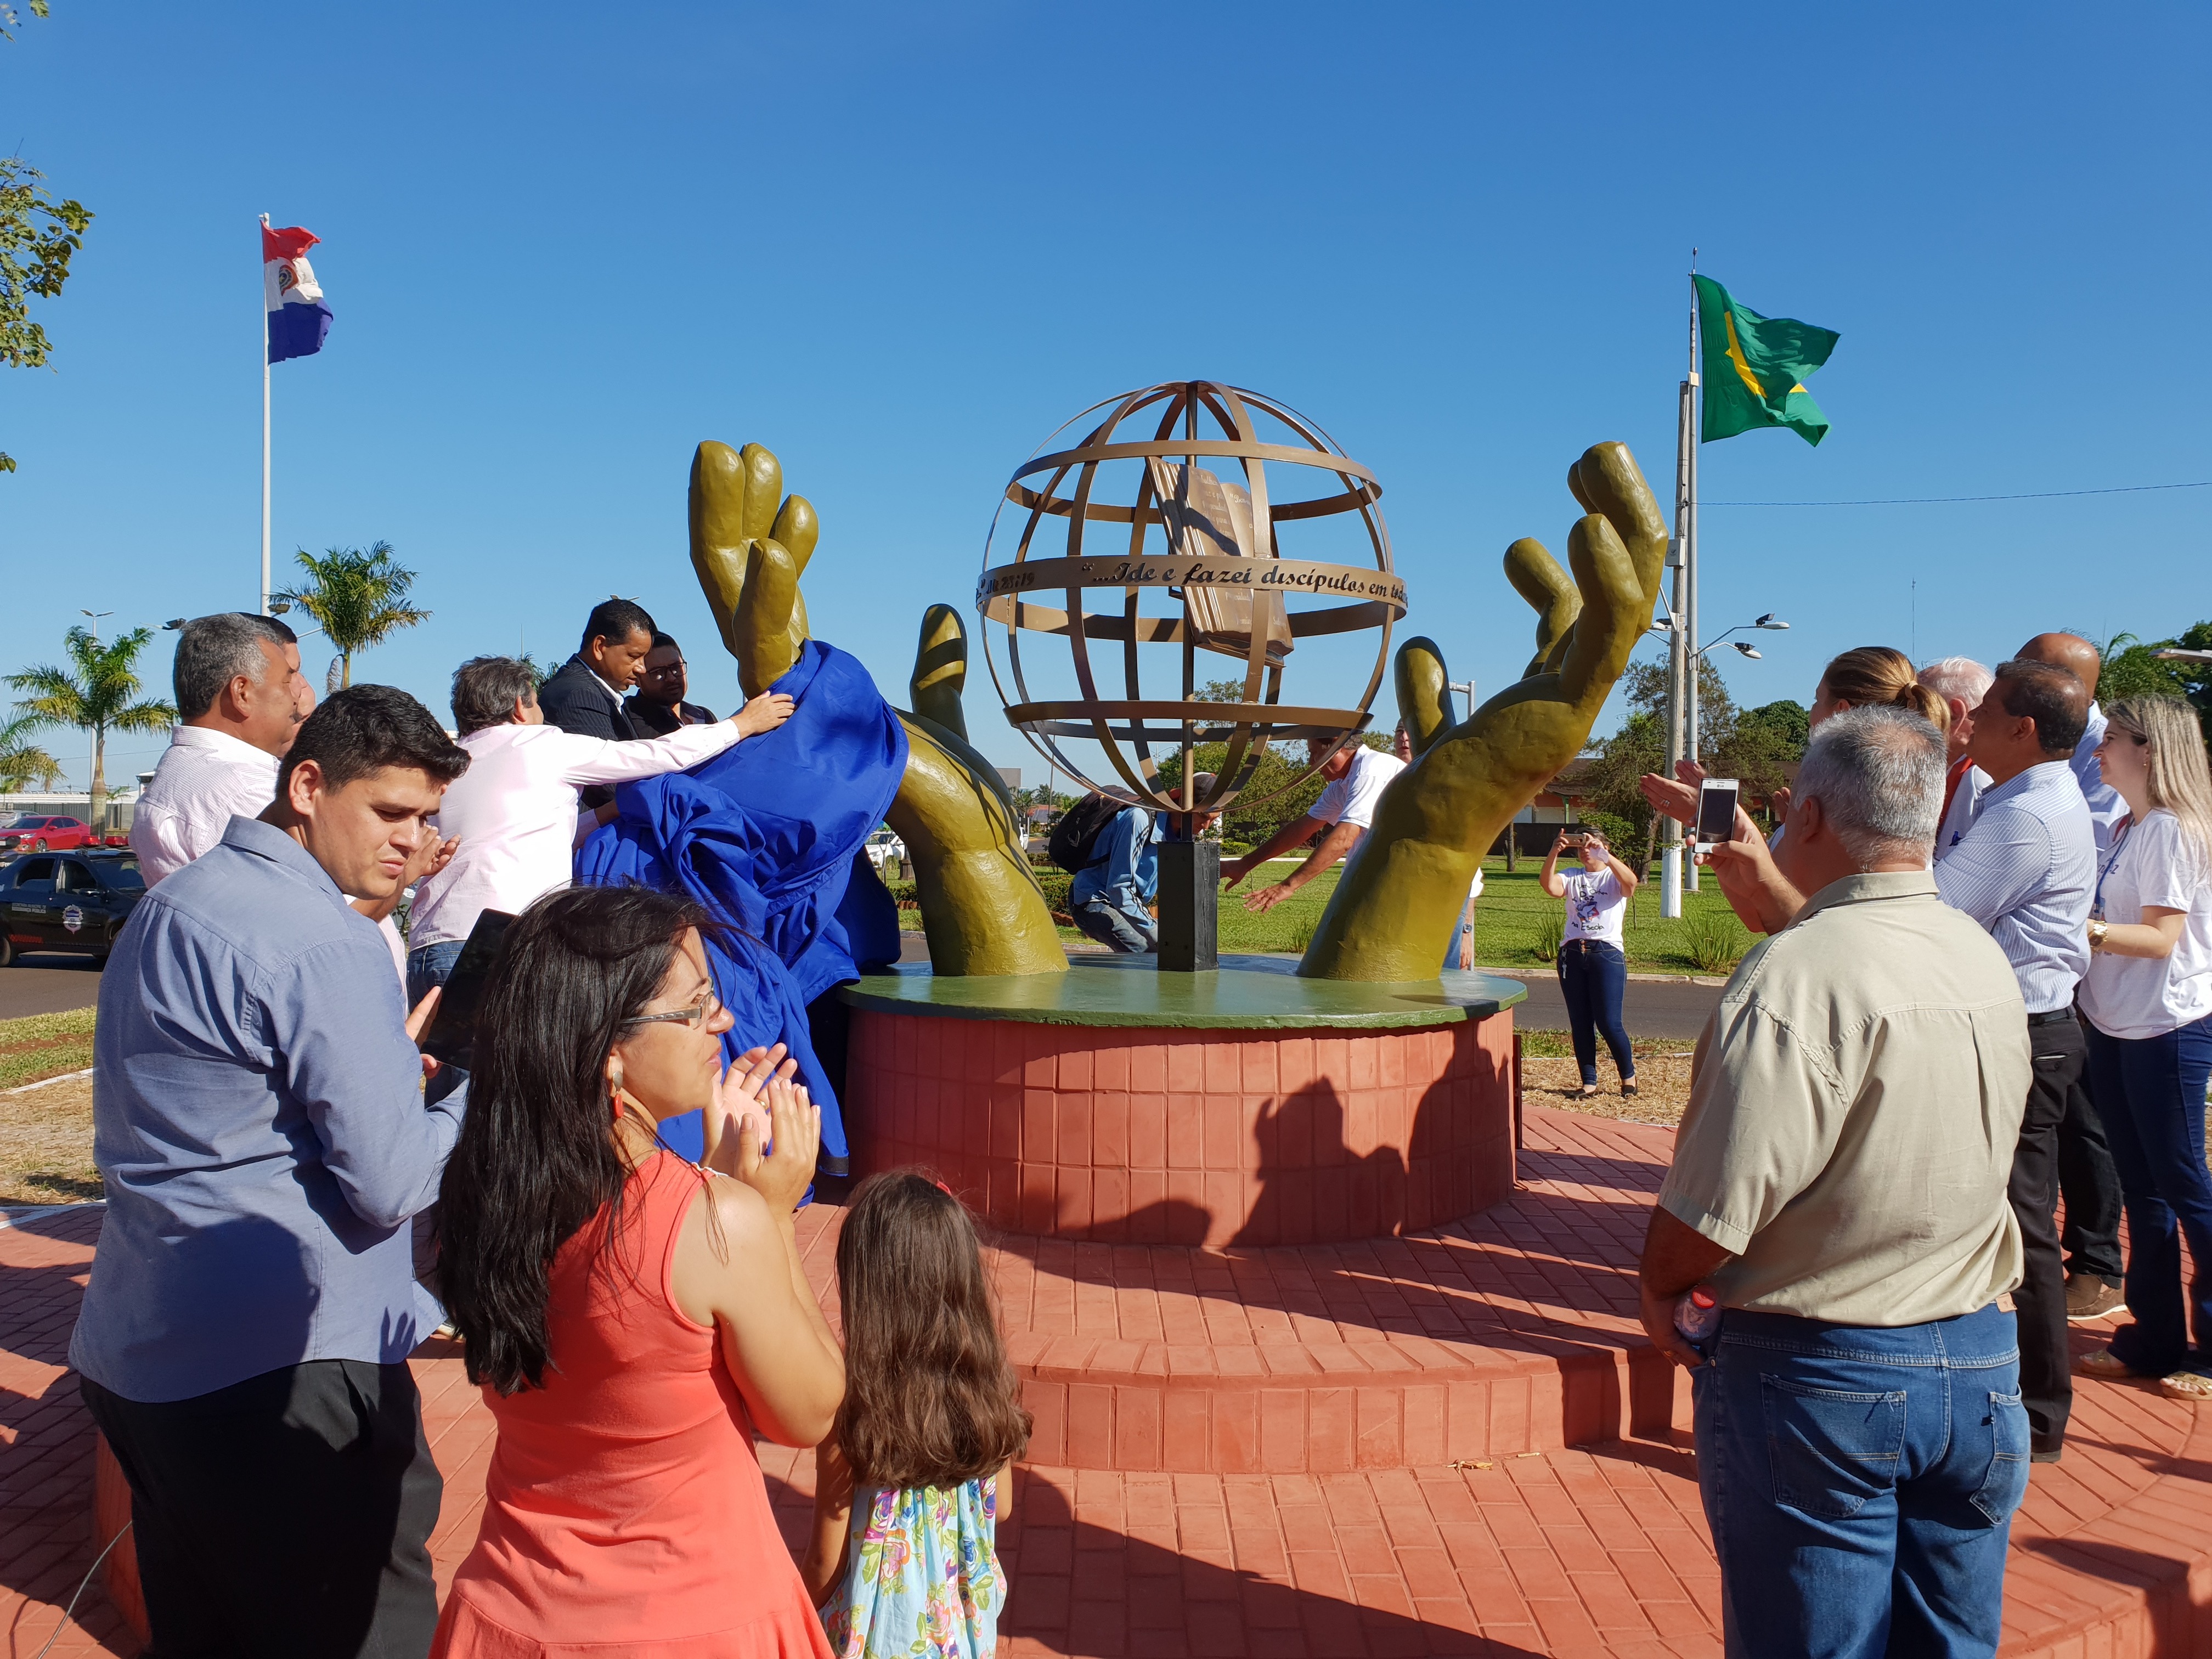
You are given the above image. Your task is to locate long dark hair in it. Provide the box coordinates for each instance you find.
[436,885,707,1395]
[834,1171,1031,1489]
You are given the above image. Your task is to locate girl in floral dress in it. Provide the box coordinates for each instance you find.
[802,1173,1032,1658]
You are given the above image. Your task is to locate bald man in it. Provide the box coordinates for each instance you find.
[2011,632,2130,1328]
[2016,633,2126,854]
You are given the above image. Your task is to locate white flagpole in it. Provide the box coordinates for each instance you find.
[260,213,272,617]
[1684,260,1702,893]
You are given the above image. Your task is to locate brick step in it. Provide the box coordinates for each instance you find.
[997,1238,1689,1472]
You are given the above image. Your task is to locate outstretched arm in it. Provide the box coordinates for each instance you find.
[1243,818,1363,914]
[1224,814,1324,890]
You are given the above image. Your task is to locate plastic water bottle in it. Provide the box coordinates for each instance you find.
[1674,1286,1721,1355]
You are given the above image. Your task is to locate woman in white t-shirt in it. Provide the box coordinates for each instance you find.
[2074,697,2212,1401]
[1540,828,1638,1098]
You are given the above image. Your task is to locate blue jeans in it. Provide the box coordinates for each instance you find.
[1558,939,1633,1086]
[1694,1302,2027,1658]
[2084,1014,2212,1378]
[1071,897,1158,955]
[404,939,467,1008]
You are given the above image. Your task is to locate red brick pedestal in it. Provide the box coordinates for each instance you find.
[847,1012,1515,1248]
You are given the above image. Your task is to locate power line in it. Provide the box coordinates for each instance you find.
[1704,480,2212,508]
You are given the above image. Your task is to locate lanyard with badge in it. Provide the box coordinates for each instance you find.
[2090,816,2134,924]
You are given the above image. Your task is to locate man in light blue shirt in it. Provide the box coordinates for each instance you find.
[1068,772,1218,954]
[72,685,470,1656]
[1934,658,2096,1463]
[2010,633,2131,1325]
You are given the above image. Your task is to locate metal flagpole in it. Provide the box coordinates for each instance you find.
[1684,262,1702,892]
[1661,255,1698,919]
[260,213,272,616]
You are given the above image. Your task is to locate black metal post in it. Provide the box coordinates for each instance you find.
[1156,830,1218,973]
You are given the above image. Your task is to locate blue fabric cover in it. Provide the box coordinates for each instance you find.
[574,640,906,1165]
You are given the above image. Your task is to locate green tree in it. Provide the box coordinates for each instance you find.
[275,541,431,688]
[0,155,94,475]
[0,710,63,789]
[2097,623,2212,743]
[5,625,176,823]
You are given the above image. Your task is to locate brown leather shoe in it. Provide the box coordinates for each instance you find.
[2065,1276,2127,1322]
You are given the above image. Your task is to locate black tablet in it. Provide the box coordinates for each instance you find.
[417,909,516,1069]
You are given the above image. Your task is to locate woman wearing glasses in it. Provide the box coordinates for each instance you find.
[430,885,844,1657]
[2073,697,2212,1403]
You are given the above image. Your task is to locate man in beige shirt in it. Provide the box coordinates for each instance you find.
[1638,706,2033,1658]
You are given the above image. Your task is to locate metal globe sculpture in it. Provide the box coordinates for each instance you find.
[977,380,1406,816]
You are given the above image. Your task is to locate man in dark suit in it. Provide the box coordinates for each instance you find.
[626,632,719,736]
[537,599,658,743]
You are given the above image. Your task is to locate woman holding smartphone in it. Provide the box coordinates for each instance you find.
[1542,828,1639,1098]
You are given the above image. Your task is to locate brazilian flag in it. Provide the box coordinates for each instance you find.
[1695,275,1839,447]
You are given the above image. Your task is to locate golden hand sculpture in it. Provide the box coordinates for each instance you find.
[1297,441,1668,980]
[689,441,1067,977]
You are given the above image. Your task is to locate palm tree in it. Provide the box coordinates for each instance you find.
[0,712,64,791]
[275,541,431,689]
[5,625,177,825]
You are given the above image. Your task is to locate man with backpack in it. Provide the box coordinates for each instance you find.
[1050,774,1216,954]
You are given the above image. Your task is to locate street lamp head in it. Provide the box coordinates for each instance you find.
[162,619,187,631]
[1733,642,1762,659]
[268,600,292,617]
[1754,614,1790,630]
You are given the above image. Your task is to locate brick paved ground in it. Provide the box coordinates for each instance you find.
[7,1109,2211,1657]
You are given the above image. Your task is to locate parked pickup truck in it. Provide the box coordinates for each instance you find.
[1,849,145,966]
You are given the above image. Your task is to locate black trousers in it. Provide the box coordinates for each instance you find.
[2057,1013,2128,1284]
[81,1359,442,1659]
[2012,1015,2087,1455]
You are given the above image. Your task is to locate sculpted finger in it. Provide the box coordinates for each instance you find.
[1568,442,1669,603]
[1504,537,1582,679]
[735,442,784,544]
[771,494,819,577]
[1556,513,1649,707]
[689,442,753,657]
[910,605,970,743]
[736,538,802,698]
[1392,636,1452,755]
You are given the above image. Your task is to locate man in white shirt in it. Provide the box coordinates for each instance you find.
[1222,737,1406,915]
[403,656,794,1000]
[133,613,316,885]
[1918,656,1994,862]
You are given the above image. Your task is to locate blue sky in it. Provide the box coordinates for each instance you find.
[5,2,2207,793]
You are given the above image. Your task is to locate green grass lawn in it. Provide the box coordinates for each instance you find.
[1219,856,1754,974]
[0,1008,97,1090]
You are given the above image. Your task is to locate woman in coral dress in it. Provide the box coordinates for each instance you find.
[430,885,845,1657]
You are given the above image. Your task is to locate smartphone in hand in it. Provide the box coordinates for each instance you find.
[1694,778,1740,854]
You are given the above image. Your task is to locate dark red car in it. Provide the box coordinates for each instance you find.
[0,815,95,853]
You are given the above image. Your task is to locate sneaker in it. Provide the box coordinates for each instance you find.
[2065,1277,2127,1322]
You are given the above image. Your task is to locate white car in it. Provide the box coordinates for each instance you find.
[865,830,907,870]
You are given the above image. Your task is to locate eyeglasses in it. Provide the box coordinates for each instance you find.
[622,991,723,1031]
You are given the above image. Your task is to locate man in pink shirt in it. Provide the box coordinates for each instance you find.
[404,656,792,1000]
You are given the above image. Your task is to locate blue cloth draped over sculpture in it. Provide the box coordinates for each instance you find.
[575,641,907,1169]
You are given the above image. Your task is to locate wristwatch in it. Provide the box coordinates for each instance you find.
[2087,919,2108,953]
